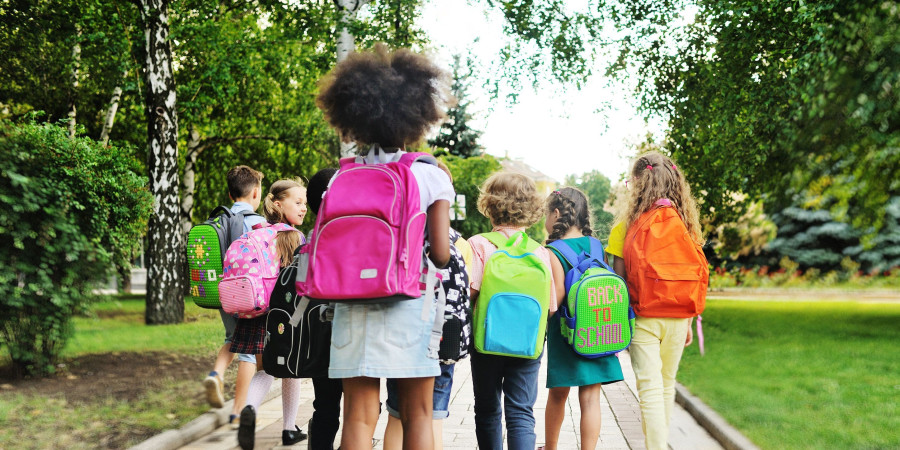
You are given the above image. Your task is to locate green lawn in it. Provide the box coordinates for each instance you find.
[678,299,900,449]
[65,294,223,357]
[0,296,226,448]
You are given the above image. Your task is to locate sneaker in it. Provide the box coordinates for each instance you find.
[203,372,225,408]
[281,425,307,446]
[237,405,256,450]
[228,414,239,430]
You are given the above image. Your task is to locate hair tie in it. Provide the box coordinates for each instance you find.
[552,190,562,195]
[672,164,677,170]
[646,164,653,170]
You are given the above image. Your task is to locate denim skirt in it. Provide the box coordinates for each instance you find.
[329,294,440,379]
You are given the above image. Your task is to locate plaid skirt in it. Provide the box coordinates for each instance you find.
[229,315,267,355]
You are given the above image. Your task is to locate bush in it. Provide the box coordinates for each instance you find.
[0,120,152,376]
[440,154,502,238]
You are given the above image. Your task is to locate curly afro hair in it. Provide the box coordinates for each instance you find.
[316,43,452,148]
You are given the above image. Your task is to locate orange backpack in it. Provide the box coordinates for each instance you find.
[623,203,708,318]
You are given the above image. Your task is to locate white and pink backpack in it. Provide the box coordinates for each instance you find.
[296,148,439,303]
[220,223,303,318]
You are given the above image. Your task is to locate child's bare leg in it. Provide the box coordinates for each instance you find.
[578,384,603,450]
[432,418,443,450]
[383,415,402,450]
[396,377,435,450]
[232,360,255,416]
[544,386,569,450]
[213,344,235,374]
[341,377,381,449]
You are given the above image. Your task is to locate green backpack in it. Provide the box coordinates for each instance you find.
[472,231,552,359]
[185,206,259,309]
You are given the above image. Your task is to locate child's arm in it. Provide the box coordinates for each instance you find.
[549,252,566,307]
[685,317,694,346]
[612,255,626,279]
[426,200,450,268]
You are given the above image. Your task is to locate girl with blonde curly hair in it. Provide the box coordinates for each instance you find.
[467,171,557,450]
[605,150,705,450]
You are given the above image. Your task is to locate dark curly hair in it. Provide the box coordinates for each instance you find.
[316,43,451,148]
[545,186,593,244]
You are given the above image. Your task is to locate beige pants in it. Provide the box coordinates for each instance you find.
[629,317,691,450]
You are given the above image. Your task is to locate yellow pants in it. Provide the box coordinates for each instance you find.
[629,316,691,450]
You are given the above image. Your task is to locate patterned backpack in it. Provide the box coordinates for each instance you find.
[548,238,634,358]
[263,247,332,379]
[186,206,260,308]
[436,228,471,364]
[219,223,302,319]
[472,231,551,360]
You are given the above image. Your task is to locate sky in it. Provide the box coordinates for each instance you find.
[418,1,665,184]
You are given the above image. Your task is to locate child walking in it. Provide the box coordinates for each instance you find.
[316,43,454,450]
[304,167,344,450]
[607,151,706,450]
[234,178,309,449]
[382,161,471,450]
[467,172,557,450]
[203,165,265,424]
[542,187,624,450]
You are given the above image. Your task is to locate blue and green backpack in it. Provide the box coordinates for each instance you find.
[548,238,634,358]
[473,231,551,360]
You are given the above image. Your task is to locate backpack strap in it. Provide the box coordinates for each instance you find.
[399,151,438,167]
[548,237,608,270]
[481,231,534,250]
[208,205,234,220]
[422,255,447,360]
[547,240,580,269]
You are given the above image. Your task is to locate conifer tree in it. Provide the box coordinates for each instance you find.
[429,54,483,158]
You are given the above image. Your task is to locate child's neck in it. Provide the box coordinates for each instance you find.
[562,228,584,240]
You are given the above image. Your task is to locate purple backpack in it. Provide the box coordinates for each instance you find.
[297,148,438,302]
[220,223,302,318]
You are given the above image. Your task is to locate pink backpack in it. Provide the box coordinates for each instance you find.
[297,149,437,302]
[220,223,302,318]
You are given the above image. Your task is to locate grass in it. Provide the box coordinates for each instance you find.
[0,295,226,449]
[65,294,222,357]
[677,298,900,449]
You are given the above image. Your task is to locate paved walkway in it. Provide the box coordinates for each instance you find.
[180,351,722,450]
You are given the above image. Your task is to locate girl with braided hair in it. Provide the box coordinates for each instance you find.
[542,187,624,450]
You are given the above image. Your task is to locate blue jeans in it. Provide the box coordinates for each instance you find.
[386,363,455,419]
[470,350,542,450]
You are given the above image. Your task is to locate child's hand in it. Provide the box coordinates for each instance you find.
[685,325,693,347]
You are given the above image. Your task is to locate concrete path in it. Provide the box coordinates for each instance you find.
[179,351,722,450]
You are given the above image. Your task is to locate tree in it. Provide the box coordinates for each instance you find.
[603,1,900,236]
[441,153,502,238]
[137,0,184,324]
[564,170,614,239]
[0,120,152,377]
[429,54,484,158]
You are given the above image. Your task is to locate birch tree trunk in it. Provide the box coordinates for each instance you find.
[67,27,81,139]
[181,126,201,235]
[99,71,127,146]
[334,0,369,157]
[138,0,184,325]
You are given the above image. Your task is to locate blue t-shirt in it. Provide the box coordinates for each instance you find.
[230,201,265,232]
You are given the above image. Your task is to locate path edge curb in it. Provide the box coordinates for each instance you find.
[129,386,283,450]
[675,383,760,450]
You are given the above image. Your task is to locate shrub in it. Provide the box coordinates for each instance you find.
[0,120,152,376]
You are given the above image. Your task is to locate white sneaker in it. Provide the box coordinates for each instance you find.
[203,373,225,408]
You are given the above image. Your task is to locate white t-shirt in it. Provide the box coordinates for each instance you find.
[354,148,455,210]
